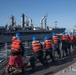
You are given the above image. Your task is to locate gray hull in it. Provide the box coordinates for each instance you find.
[51,28,66,34]
[0,30,52,43]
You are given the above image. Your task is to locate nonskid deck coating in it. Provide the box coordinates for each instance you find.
[0,51,76,75]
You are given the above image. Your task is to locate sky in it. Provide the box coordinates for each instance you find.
[0,0,76,31]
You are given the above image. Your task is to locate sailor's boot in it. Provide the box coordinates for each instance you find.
[21,67,25,74]
[58,54,61,59]
[6,67,11,74]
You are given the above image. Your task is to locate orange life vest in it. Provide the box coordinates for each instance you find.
[69,34,75,41]
[52,36,59,44]
[62,35,67,41]
[44,40,52,49]
[11,39,21,52]
[32,41,42,52]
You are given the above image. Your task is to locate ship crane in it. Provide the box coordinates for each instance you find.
[40,13,47,29]
[10,15,15,27]
[26,16,33,27]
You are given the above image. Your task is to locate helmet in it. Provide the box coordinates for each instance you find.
[70,32,72,34]
[74,32,76,35]
[32,36,37,41]
[62,32,65,34]
[44,36,48,40]
[18,36,22,40]
[52,33,56,36]
[16,32,21,39]
[16,32,21,37]
[12,36,17,41]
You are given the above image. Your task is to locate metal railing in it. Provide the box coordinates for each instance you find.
[0,41,33,63]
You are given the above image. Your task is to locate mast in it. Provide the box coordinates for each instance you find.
[21,13,25,27]
[55,21,57,28]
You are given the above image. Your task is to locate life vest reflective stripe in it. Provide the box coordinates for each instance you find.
[53,36,59,44]
[62,35,67,40]
[11,39,21,52]
[69,35,75,40]
[44,40,52,49]
[32,41,41,52]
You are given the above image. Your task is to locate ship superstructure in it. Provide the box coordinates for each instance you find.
[0,13,52,43]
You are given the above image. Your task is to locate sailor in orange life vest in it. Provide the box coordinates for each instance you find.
[52,33,61,59]
[74,32,76,51]
[66,34,71,54]
[7,33,25,74]
[44,36,55,64]
[69,32,75,51]
[61,32,68,57]
[30,36,46,70]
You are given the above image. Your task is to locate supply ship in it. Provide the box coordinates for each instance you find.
[0,13,66,43]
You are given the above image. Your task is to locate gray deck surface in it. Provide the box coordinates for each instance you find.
[0,51,76,75]
[54,63,76,75]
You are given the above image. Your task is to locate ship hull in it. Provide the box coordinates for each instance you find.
[0,28,66,43]
[0,30,52,43]
[51,28,66,34]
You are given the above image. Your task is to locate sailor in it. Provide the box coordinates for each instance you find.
[74,32,76,51]
[61,32,68,57]
[66,34,71,54]
[7,33,25,74]
[69,32,75,52]
[44,36,55,64]
[30,36,46,71]
[52,33,61,59]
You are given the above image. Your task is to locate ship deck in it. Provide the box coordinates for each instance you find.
[0,51,76,75]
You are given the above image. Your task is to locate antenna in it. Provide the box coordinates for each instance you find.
[55,21,57,28]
